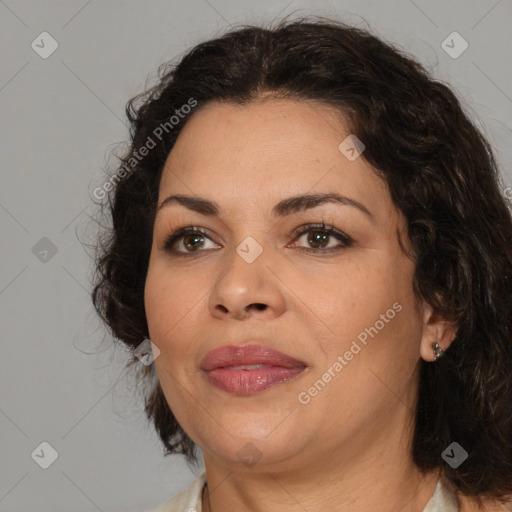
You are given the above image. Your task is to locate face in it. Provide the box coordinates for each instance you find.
[144,97,427,472]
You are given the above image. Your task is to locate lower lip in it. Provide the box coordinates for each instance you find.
[204,366,305,395]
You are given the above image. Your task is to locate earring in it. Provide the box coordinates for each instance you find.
[432,342,444,360]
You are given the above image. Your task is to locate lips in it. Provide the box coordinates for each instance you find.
[201,344,306,395]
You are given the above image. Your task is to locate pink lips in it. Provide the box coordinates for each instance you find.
[201,344,306,395]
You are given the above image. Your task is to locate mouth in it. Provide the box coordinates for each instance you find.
[200,344,307,396]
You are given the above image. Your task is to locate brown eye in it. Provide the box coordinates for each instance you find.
[306,230,330,249]
[162,223,353,257]
[291,223,353,252]
[182,233,205,251]
[163,227,219,255]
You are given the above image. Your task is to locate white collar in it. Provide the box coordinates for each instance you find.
[150,471,460,511]
[423,476,459,512]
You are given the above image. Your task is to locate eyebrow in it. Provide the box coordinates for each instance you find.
[156,192,375,222]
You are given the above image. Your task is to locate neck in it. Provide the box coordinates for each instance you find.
[201,402,442,512]
[202,466,440,512]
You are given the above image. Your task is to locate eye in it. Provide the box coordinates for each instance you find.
[162,222,354,256]
[162,226,219,255]
[289,222,353,253]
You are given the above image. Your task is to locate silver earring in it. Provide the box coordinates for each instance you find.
[432,342,444,360]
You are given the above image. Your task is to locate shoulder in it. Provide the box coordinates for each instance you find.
[457,493,512,512]
[434,475,512,512]
[146,472,207,512]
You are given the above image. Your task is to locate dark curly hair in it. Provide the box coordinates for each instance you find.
[91,16,512,506]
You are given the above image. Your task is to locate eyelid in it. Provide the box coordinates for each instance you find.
[288,222,354,251]
[160,226,216,252]
[290,222,351,242]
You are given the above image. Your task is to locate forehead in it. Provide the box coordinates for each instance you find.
[164,98,347,172]
[158,98,392,220]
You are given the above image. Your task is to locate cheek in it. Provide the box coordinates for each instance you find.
[144,262,204,354]
[308,252,418,360]
[144,266,202,414]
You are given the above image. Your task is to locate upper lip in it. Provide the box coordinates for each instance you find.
[201,344,306,371]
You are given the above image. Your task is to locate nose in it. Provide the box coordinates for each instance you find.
[208,248,286,321]
[215,301,268,316]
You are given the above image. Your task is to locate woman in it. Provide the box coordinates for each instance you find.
[91,17,512,512]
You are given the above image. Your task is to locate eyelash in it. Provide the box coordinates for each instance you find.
[162,222,354,256]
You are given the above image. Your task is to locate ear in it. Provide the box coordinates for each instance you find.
[419,300,458,362]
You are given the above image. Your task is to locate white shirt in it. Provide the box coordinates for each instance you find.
[147,472,460,512]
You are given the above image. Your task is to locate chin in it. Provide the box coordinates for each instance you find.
[202,435,302,470]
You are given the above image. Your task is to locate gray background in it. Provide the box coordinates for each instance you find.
[1,1,511,511]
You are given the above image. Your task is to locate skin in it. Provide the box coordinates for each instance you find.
[144,97,461,511]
